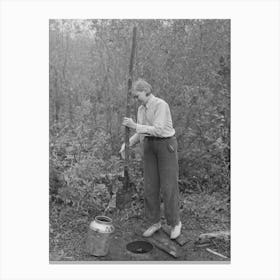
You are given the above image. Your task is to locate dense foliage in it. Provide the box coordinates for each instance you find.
[49,19,230,221]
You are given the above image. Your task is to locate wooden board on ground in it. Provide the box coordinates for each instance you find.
[197,231,230,243]
[147,230,181,259]
[136,228,181,258]
[162,225,191,246]
[205,248,228,259]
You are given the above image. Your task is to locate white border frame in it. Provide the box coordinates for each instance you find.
[1,0,279,279]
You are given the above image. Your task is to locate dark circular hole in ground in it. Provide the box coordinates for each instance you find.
[96,216,112,223]
[126,241,153,254]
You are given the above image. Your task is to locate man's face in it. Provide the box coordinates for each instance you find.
[133,90,147,104]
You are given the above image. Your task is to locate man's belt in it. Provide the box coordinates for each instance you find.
[145,135,175,141]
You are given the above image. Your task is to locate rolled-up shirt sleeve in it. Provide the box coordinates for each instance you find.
[136,102,167,137]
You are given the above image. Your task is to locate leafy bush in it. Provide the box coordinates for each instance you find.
[50,122,125,212]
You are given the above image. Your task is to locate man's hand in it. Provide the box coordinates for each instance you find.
[122,117,137,129]
[119,143,125,159]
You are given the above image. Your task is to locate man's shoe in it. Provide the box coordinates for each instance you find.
[170,221,182,239]
[142,222,161,237]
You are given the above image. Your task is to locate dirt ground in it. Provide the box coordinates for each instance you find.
[49,204,230,262]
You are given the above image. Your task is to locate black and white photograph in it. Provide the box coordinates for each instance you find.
[1,0,280,279]
[49,19,231,262]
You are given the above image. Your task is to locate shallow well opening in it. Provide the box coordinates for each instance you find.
[96,216,112,223]
[126,241,153,254]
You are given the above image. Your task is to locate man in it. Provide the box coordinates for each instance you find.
[120,79,182,239]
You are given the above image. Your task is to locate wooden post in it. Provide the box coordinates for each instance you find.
[124,26,137,191]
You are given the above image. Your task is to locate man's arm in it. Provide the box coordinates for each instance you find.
[129,106,144,146]
[129,133,140,147]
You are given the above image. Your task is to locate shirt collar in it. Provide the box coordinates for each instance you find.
[145,94,155,109]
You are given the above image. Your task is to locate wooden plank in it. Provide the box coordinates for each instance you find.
[147,238,178,258]
[136,228,181,258]
[206,248,228,259]
[198,231,230,243]
[162,225,191,246]
[153,230,180,253]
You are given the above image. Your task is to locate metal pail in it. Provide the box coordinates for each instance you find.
[86,215,115,257]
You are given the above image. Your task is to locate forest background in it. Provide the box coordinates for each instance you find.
[49,19,230,261]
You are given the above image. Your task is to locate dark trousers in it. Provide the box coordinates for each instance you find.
[143,136,180,227]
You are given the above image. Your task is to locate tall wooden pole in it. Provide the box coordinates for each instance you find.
[124,26,137,191]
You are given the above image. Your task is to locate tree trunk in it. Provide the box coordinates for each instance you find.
[53,67,60,123]
[124,26,137,191]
